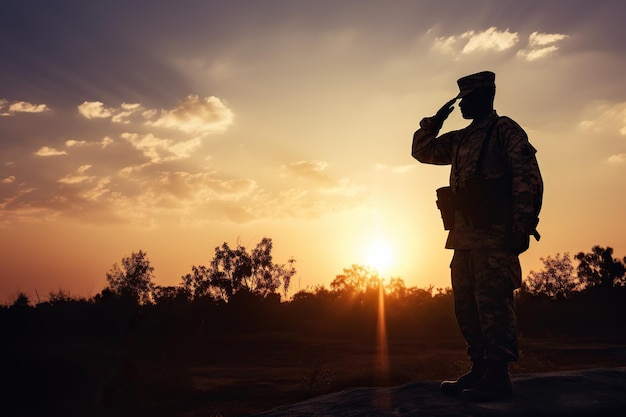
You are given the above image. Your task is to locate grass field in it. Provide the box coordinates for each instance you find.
[5,326,626,417]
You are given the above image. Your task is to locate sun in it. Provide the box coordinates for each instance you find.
[363,238,395,274]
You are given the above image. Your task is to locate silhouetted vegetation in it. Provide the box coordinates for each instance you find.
[3,241,626,416]
[105,250,156,305]
[181,237,296,303]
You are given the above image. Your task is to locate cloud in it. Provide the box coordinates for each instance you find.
[518,31,569,61]
[80,177,112,202]
[35,146,67,156]
[109,170,261,226]
[78,95,234,134]
[58,165,95,184]
[0,99,49,116]
[432,27,519,57]
[280,160,338,188]
[1,156,367,226]
[517,45,560,61]
[66,136,113,149]
[148,95,234,134]
[100,136,114,148]
[431,28,569,62]
[77,101,113,119]
[461,27,519,54]
[278,160,366,212]
[432,35,458,55]
[65,139,88,147]
[111,103,143,124]
[528,32,569,47]
[578,101,626,135]
[156,171,257,201]
[78,101,145,123]
[2,109,363,227]
[121,132,201,163]
[607,154,626,163]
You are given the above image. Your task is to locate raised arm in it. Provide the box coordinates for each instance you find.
[411,98,458,165]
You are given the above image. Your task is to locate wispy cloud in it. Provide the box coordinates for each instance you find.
[77,101,113,119]
[3,148,367,226]
[461,27,519,54]
[432,27,519,57]
[607,153,626,163]
[58,165,95,184]
[279,160,366,210]
[148,95,234,134]
[579,101,626,135]
[66,137,114,149]
[35,146,67,156]
[431,27,568,62]
[121,132,201,164]
[528,32,569,47]
[280,160,338,188]
[78,95,234,134]
[518,31,569,61]
[0,99,49,116]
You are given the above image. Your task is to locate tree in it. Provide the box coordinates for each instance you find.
[385,277,407,300]
[153,285,190,305]
[330,265,380,294]
[10,292,31,309]
[405,285,435,304]
[105,250,156,304]
[575,246,626,290]
[182,237,296,302]
[525,252,578,299]
[48,289,76,306]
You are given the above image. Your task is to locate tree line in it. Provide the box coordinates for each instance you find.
[4,239,626,340]
[5,239,626,308]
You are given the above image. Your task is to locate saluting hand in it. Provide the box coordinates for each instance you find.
[434,98,457,123]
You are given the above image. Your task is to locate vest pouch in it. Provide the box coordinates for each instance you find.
[436,186,455,230]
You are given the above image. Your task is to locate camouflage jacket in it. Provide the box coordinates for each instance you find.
[412,110,543,250]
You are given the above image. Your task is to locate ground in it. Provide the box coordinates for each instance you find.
[5,329,626,416]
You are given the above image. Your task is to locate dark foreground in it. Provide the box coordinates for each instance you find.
[4,288,626,416]
[4,331,626,417]
[254,367,626,416]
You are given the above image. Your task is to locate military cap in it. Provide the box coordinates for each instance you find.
[456,71,496,98]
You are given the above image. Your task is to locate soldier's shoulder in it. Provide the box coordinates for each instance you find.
[495,116,528,139]
[497,116,524,130]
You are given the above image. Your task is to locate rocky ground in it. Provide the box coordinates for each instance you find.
[254,367,626,416]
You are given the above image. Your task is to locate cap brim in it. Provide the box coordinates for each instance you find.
[456,89,472,99]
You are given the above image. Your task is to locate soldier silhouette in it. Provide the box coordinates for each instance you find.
[411,71,543,401]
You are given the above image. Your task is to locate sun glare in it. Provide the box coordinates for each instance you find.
[364,239,395,274]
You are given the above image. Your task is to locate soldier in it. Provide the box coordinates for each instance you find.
[411,71,543,401]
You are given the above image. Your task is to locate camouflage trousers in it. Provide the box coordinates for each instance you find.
[450,249,522,362]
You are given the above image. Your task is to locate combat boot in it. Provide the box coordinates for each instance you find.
[440,360,487,395]
[461,360,513,402]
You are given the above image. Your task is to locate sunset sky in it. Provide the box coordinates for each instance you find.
[2,0,625,303]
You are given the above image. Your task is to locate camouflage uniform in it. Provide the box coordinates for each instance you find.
[412,105,543,362]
